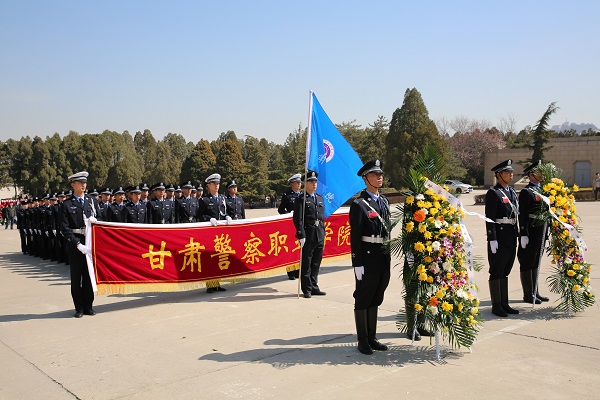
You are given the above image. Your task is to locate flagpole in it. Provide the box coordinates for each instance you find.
[297,90,314,298]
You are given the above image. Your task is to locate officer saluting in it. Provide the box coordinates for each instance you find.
[350,159,390,355]
[60,171,102,318]
[485,159,520,317]
[293,170,326,298]
[517,160,550,304]
[225,180,245,220]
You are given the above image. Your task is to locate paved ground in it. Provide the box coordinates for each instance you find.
[1,190,599,399]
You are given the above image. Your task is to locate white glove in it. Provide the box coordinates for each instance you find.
[76,243,90,255]
[88,216,97,224]
[52,230,56,236]
[489,240,498,254]
[520,236,529,249]
[225,216,232,225]
[210,218,217,226]
[354,266,364,281]
[299,238,306,248]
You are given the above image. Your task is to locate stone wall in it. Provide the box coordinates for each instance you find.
[484,136,600,188]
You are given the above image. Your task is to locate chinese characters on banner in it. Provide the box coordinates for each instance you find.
[91,212,352,294]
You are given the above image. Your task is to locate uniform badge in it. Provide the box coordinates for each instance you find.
[368,211,378,218]
[502,197,509,203]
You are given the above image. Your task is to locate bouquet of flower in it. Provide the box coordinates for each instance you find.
[390,148,481,348]
[536,163,594,314]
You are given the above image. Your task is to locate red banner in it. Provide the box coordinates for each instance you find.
[91,211,351,294]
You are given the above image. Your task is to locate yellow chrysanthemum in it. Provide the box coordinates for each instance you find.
[414,242,425,252]
[441,301,453,312]
[426,276,434,283]
[424,256,433,263]
[418,272,428,281]
[425,189,434,196]
[567,270,576,277]
[430,207,439,216]
[471,307,479,314]
[573,264,579,270]
[457,302,464,311]
[446,272,453,279]
[573,284,581,291]
[418,223,427,233]
[583,277,589,284]
[423,231,432,239]
[405,221,414,232]
[436,289,445,299]
[573,184,579,192]
[414,303,423,312]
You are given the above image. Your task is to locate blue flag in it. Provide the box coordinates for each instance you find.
[307,93,365,218]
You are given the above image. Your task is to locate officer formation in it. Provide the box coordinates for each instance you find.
[8,158,552,356]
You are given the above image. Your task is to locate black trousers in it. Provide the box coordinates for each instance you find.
[300,239,324,294]
[67,245,94,312]
[488,225,517,280]
[517,225,545,272]
[353,243,391,310]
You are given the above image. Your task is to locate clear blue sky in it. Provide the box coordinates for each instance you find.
[1,1,598,144]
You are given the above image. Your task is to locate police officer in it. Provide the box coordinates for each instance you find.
[279,173,302,280]
[108,187,127,222]
[165,183,176,204]
[278,173,302,214]
[200,173,229,293]
[60,171,102,318]
[140,183,150,203]
[98,188,112,221]
[124,185,148,223]
[517,160,550,304]
[485,159,520,317]
[350,159,391,354]
[175,181,203,223]
[17,199,28,254]
[147,182,174,224]
[225,180,245,220]
[293,170,326,298]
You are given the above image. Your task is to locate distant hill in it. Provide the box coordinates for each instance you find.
[550,122,599,133]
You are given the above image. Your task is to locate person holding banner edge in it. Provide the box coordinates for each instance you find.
[350,159,391,355]
[517,160,550,304]
[485,159,520,317]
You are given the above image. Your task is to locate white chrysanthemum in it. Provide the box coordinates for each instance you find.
[434,220,442,229]
[455,289,469,299]
[442,261,453,271]
[416,194,425,200]
[429,305,438,315]
[432,241,441,251]
[431,263,440,274]
[422,208,429,215]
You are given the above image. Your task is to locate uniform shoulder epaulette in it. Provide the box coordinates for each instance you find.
[353,198,361,204]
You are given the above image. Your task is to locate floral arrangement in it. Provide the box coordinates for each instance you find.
[536,163,594,314]
[389,148,481,348]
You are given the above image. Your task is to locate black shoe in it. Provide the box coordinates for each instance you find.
[74,311,83,318]
[83,309,96,316]
[406,329,422,341]
[523,295,542,304]
[216,286,227,292]
[358,338,373,355]
[303,293,312,298]
[502,304,520,314]
[368,338,388,351]
[492,304,508,317]
[536,293,549,302]
[312,290,326,296]
[417,327,432,336]
[288,276,296,280]
[206,288,216,293]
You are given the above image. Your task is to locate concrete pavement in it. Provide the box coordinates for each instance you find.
[1,190,599,399]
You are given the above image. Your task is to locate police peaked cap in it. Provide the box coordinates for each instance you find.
[100,187,112,195]
[491,159,513,173]
[175,185,182,192]
[165,183,175,191]
[205,173,221,184]
[523,160,542,175]
[68,171,89,182]
[305,170,318,181]
[140,183,150,191]
[90,188,99,196]
[113,186,125,195]
[227,180,238,189]
[152,182,166,191]
[357,159,384,176]
[130,185,142,193]
[180,181,193,189]
[288,173,302,183]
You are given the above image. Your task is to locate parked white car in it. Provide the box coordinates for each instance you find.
[444,180,473,194]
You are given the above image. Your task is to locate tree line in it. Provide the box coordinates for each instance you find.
[2,88,595,200]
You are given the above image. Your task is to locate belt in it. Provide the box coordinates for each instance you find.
[528,214,544,220]
[71,228,85,235]
[361,235,386,244]
[307,220,321,227]
[496,218,516,225]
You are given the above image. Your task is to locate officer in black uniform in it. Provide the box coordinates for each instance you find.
[124,185,148,223]
[165,183,176,205]
[140,183,150,204]
[17,199,28,254]
[485,159,520,317]
[225,180,245,220]
[175,181,204,223]
[349,159,391,355]
[147,182,174,224]
[46,193,59,261]
[293,170,326,298]
[108,186,127,222]
[53,192,66,263]
[278,173,302,279]
[98,188,112,221]
[517,160,550,304]
[60,171,102,318]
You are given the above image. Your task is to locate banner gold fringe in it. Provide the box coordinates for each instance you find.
[96,254,350,295]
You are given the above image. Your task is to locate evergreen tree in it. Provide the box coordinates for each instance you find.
[215,134,246,187]
[46,133,70,191]
[240,135,269,200]
[527,102,558,163]
[180,139,216,184]
[29,136,53,195]
[385,88,443,190]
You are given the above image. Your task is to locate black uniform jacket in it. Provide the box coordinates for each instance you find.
[147,198,174,224]
[293,192,325,242]
[349,190,390,268]
[225,194,245,219]
[278,190,301,214]
[518,183,545,237]
[124,201,148,224]
[175,196,204,223]
[60,194,102,246]
[200,194,228,221]
[485,184,519,242]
